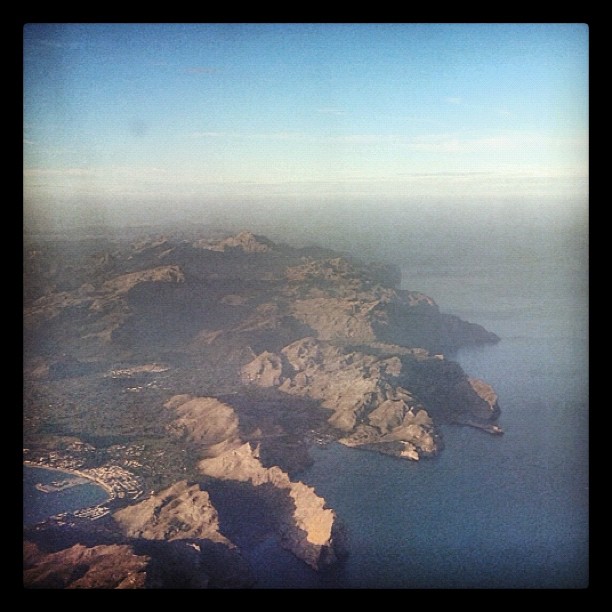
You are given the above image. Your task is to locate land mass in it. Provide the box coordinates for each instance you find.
[24,229,501,588]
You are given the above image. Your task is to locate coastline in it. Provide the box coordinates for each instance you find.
[24,461,115,501]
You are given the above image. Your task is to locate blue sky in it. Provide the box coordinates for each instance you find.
[23,23,588,226]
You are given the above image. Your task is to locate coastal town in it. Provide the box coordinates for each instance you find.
[24,441,146,503]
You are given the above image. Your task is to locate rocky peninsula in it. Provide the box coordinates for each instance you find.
[24,229,501,588]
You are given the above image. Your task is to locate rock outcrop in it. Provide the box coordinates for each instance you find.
[242,336,503,458]
[23,529,251,589]
[199,442,344,569]
[242,337,442,460]
[24,264,186,352]
[113,480,231,545]
[375,289,500,353]
[25,265,185,323]
[164,396,242,458]
[282,257,498,353]
[193,230,275,253]
[112,480,254,587]
[24,542,149,589]
[397,356,502,432]
[162,394,345,569]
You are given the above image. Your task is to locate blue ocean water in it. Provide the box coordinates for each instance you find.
[23,466,110,526]
[245,212,589,589]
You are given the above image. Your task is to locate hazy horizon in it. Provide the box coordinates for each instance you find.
[24,23,588,234]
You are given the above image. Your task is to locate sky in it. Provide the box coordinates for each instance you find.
[23,23,589,230]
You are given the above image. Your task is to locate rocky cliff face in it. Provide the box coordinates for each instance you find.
[24,228,502,588]
[165,396,242,458]
[163,394,346,569]
[397,355,502,432]
[199,442,344,569]
[241,334,502,457]
[281,256,498,353]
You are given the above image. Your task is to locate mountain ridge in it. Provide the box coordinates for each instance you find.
[24,229,502,588]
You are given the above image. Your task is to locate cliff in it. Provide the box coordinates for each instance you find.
[164,395,346,569]
[199,442,344,569]
[180,325,500,457]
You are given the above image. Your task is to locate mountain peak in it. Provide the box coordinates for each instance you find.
[193,230,276,253]
[221,231,276,252]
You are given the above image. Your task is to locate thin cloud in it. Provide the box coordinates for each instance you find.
[327,134,404,145]
[316,108,347,116]
[184,66,218,75]
[24,166,169,179]
[185,130,586,156]
[446,97,462,105]
[34,38,84,50]
[112,166,168,178]
[24,168,94,177]
[188,131,311,141]
[189,131,227,138]
[189,131,402,144]
[404,132,587,154]
[395,171,495,178]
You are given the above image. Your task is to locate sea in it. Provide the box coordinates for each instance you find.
[243,200,589,589]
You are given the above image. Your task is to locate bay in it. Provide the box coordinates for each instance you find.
[23,465,110,526]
